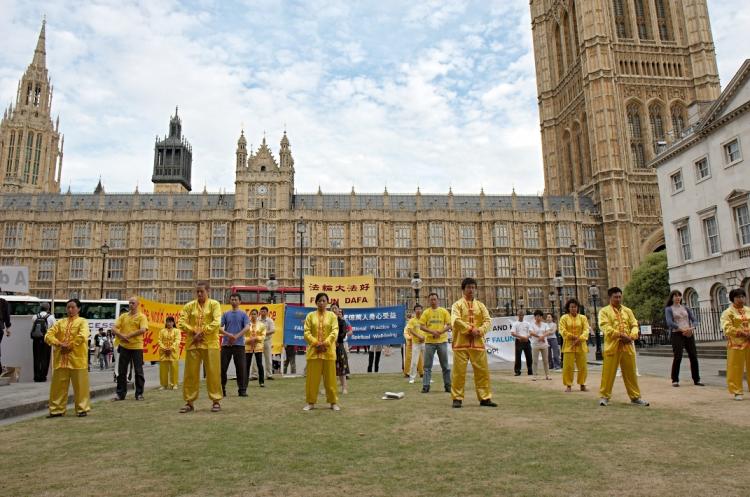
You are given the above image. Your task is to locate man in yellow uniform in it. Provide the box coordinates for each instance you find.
[558,298,590,392]
[178,281,223,413]
[402,312,424,378]
[158,316,181,390]
[244,309,267,388]
[112,296,149,401]
[598,287,649,407]
[450,277,497,408]
[303,292,340,411]
[420,292,452,394]
[407,304,426,384]
[721,288,750,400]
[45,298,91,417]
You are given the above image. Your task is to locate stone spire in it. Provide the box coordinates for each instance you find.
[33,18,47,69]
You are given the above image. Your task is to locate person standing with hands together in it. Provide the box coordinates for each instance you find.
[665,290,703,387]
[303,293,340,411]
[559,299,590,392]
[511,310,532,376]
[112,296,149,401]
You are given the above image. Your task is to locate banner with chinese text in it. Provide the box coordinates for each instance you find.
[284,305,406,346]
[303,275,375,308]
[138,298,286,361]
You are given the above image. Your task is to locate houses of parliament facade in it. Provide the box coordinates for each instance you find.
[0,1,721,312]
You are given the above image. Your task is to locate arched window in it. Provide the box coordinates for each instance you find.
[573,123,585,185]
[634,0,652,40]
[671,103,686,139]
[570,1,580,55]
[655,0,671,41]
[6,131,15,174]
[683,288,699,310]
[555,23,565,80]
[713,284,729,310]
[581,115,593,180]
[613,0,630,38]
[627,103,646,168]
[563,131,574,192]
[649,103,666,153]
[562,12,573,67]
[23,131,33,183]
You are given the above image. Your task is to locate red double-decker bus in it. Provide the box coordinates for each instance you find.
[230,285,303,305]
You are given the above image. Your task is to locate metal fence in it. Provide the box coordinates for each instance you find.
[639,307,725,346]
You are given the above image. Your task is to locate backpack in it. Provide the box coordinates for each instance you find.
[100,336,112,353]
[30,313,48,340]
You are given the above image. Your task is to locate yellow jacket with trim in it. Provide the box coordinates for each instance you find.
[178,299,222,350]
[450,298,490,350]
[559,313,590,353]
[599,304,638,357]
[303,310,338,360]
[158,328,181,361]
[244,320,267,353]
[721,305,750,350]
[44,316,90,369]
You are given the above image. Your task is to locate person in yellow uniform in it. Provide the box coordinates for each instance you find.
[178,281,223,413]
[721,288,750,401]
[559,298,590,392]
[450,277,497,408]
[45,298,91,417]
[244,309,267,388]
[598,287,649,407]
[402,312,424,378]
[112,296,149,401]
[158,316,181,390]
[303,292,340,411]
[420,292,452,394]
[407,304,426,384]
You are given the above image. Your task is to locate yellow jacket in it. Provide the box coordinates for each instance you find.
[420,306,451,344]
[158,327,181,361]
[721,305,750,350]
[178,299,222,350]
[44,316,90,369]
[450,298,491,350]
[599,304,639,357]
[303,310,338,361]
[244,320,267,353]
[559,313,590,353]
[407,317,425,342]
[114,312,149,350]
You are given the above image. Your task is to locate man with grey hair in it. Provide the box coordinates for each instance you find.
[31,302,56,382]
[113,296,149,401]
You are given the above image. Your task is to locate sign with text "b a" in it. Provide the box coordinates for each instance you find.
[0,266,29,293]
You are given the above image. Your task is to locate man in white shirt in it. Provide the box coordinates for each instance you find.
[30,302,56,382]
[511,310,533,376]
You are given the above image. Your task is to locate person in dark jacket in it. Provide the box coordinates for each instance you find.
[0,291,12,372]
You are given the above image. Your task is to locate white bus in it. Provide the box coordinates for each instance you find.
[2,296,129,382]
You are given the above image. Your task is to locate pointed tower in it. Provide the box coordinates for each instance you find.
[0,19,63,193]
[236,129,247,173]
[152,107,192,193]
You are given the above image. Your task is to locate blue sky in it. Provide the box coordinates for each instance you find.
[0,0,747,195]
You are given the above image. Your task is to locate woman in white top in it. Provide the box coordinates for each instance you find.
[545,313,561,371]
[529,310,552,380]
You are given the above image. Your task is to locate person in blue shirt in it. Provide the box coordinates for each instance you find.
[220,293,250,397]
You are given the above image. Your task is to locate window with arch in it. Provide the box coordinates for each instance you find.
[634,0,652,40]
[581,116,593,180]
[6,131,15,173]
[713,285,729,309]
[655,0,672,41]
[671,103,686,139]
[554,23,564,80]
[563,131,574,192]
[683,288,699,309]
[570,1,580,55]
[574,125,586,184]
[562,12,573,67]
[32,133,42,184]
[627,103,646,168]
[649,103,666,153]
[22,131,33,183]
[613,0,631,38]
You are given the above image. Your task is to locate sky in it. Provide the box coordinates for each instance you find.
[0,0,747,195]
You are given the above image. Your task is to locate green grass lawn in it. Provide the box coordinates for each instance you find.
[1,373,747,497]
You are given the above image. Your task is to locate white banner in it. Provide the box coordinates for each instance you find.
[485,315,534,362]
[0,266,29,293]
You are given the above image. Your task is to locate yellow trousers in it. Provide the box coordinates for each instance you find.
[403,341,424,376]
[160,360,179,388]
[599,351,641,400]
[726,348,750,395]
[451,349,492,401]
[562,350,587,387]
[49,368,90,415]
[306,359,338,405]
[183,348,222,403]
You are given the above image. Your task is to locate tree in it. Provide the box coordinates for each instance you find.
[623,251,669,323]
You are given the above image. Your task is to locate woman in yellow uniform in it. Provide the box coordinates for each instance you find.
[45,298,90,418]
[158,316,181,390]
[244,309,267,388]
[303,292,339,411]
[721,288,750,400]
[559,298,590,392]
[178,281,223,413]
[402,311,424,378]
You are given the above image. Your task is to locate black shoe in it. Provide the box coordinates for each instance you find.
[514,372,521,376]
[238,392,248,397]
[695,382,705,386]
[46,413,63,418]
[222,389,227,397]
[267,376,275,380]
[527,372,533,376]
[444,386,451,393]
[452,399,462,408]
[76,412,88,417]
[421,387,430,393]
[135,395,145,401]
[480,399,498,407]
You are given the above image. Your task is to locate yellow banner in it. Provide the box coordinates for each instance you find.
[138,298,286,361]
[303,275,375,308]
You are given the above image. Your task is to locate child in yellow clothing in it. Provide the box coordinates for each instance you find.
[158,316,181,390]
[244,309,267,388]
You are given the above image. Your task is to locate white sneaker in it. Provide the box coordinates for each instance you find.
[302,404,314,411]
[734,394,744,401]
[599,398,608,406]
[631,398,649,406]
[331,404,341,411]
[408,379,415,384]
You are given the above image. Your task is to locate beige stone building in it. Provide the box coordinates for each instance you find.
[530,0,721,285]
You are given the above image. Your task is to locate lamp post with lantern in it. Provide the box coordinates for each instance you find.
[99,242,109,299]
[266,273,279,304]
[411,272,423,307]
[296,218,306,303]
[589,283,602,361]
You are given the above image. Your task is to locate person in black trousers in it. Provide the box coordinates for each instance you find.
[665,290,704,387]
[30,302,55,381]
[219,293,250,397]
[511,310,533,376]
[0,292,11,372]
[112,297,149,401]
[367,345,382,372]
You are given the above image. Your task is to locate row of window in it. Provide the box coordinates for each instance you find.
[675,203,750,262]
[613,0,672,42]
[3,130,45,185]
[628,101,686,168]
[1,221,601,251]
[670,137,743,194]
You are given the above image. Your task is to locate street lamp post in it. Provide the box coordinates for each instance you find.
[266,273,279,304]
[553,271,564,319]
[570,243,579,304]
[99,242,109,299]
[589,283,602,361]
[411,272,423,307]
[548,291,556,317]
[296,218,306,304]
[511,267,517,314]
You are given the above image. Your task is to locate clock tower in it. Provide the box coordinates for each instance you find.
[234,131,294,211]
